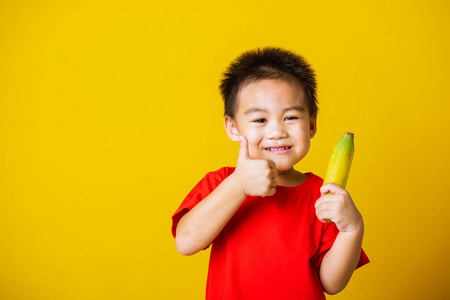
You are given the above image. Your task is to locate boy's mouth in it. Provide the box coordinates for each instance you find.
[265,146,292,151]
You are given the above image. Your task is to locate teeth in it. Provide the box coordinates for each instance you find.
[267,147,290,151]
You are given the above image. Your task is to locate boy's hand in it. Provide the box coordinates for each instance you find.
[231,135,278,197]
[315,183,363,232]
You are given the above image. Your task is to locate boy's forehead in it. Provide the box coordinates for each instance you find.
[235,78,307,115]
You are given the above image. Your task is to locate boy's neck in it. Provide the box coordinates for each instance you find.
[276,168,308,187]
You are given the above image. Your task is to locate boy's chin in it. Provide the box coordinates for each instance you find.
[274,165,297,174]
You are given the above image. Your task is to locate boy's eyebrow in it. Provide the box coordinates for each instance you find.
[244,107,268,115]
[284,105,306,113]
[244,105,306,115]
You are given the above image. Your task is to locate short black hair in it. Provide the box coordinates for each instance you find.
[219,47,318,118]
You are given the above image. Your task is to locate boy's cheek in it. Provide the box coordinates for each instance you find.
[247,146,260,160]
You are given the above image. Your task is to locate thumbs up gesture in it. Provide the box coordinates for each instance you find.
[233,136,278,197]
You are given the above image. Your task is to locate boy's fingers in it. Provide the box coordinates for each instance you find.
[316,209,334,223]
[267,187,277,196]
[269,168,277,179]
[270,177,278,187]
[320,182,344,195]
[267,159,276,169]
[314,193,334,208]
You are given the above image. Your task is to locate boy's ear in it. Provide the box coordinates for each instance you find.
[309,113,317,138]
[224,115,241,142]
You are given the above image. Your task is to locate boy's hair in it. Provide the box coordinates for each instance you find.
[220,47,318,118]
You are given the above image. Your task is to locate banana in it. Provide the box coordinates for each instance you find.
[323,132,354,223]
[324,132,355,189]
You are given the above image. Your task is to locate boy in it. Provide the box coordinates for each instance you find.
[172,47,369,299]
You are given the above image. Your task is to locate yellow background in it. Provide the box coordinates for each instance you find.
[1,0,449,299]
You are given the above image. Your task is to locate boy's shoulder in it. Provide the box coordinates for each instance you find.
[201,166,235,182]
[191,166,236,191]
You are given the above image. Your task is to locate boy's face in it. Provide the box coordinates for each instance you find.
[224,78,317,173]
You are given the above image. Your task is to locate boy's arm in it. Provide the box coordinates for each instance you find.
[175,174,246,256]
[315,183,364,295]
[318,223,364,294]
[175,136,277,256]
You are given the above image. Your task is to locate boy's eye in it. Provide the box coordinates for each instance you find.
[285,116,299,121]
[253,118,267,123]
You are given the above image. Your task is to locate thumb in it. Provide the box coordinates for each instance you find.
[238,135,250,160]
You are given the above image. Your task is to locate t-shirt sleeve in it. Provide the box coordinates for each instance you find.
[171,167,231,239]
[312,221,370,273]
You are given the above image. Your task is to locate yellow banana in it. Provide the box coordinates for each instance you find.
[324,132,354,188]
[323,132,354,223]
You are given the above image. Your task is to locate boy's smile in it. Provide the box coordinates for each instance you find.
[225,78,317,177]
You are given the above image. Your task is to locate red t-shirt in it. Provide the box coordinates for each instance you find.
[172,167,369,300]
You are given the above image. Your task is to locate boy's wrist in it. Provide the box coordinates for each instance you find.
[339,215,364,236]
[227,172,249,198]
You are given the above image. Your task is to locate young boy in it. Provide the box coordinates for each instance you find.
[171,47,369,299]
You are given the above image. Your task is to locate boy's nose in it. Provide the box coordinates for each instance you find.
[267,122,288,139]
